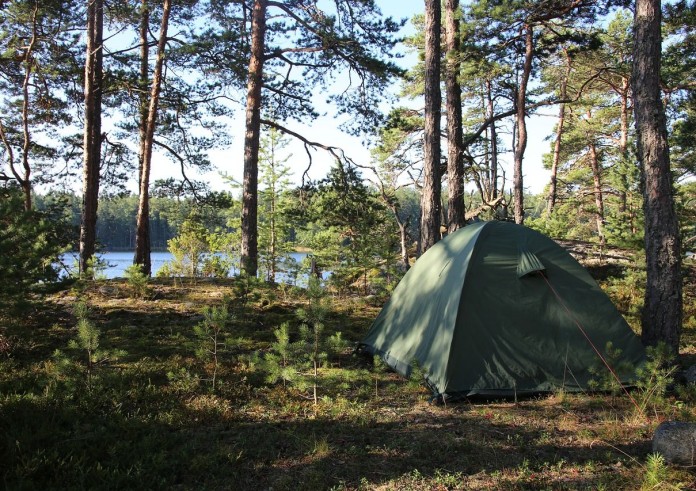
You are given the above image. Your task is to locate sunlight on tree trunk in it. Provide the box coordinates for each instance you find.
[135,0,171,276]
[513,24,533,225]
[80,0,104,275]
[419,0,442,254]
[445,0,464,233]
[241,0,267,277]
[632,0,682,353]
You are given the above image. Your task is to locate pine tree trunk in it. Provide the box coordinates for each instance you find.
[588,140,605,245]
[419,0,442,254]
[398,219,410,271]
[19,5,39,211]
[546,50,570,216]
[513,24,533,225]
[80,0,104,275]
[486,80,499,201]
[241,0,267,277]
[134,0,171,275]
[445,0,464,233]
[632,0,682,353]
[618,77,630,215]
[137,0,149,188]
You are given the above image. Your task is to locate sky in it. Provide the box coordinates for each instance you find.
[191,0,556,197]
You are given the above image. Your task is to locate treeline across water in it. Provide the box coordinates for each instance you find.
[36,192,239,252]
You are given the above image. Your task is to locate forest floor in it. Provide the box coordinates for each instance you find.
[1,255,695,490]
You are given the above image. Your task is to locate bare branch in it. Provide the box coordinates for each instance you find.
[260,118,355,185]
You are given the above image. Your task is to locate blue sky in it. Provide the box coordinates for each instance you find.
[200,0,554,196]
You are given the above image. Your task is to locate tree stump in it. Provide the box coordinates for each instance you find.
[652,421,696,466]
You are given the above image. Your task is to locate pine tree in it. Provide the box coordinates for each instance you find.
[258,127,294,283]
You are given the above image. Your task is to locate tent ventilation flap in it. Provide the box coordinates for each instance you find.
[517,248,546,278]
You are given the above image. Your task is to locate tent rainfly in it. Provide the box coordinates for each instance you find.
[358,221,646,398]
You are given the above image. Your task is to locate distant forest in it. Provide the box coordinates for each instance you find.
[36,193,236,252]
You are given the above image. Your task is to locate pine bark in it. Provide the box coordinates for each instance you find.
[445,0,464,233]
[138,0,149,185]
[588,139,605,245]
[618,76,630,215]
[134,0,171,275]
[241,0,267,277]
[513,24,533,225]
[632,0,682,353]
[486,80,499,201]
[546,50,570,216]
[18,4,39,211]
[79,0,104,275]
[419,0,442,254]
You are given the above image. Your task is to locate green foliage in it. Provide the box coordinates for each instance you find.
[263,278,346,405]
[72,255,109,281]
[303,163,398,295]
[124,264,149,298]
[258,127,296,283]
[204,227,239,277]
[161,217,209,278]
[193,303,232,391]
[588,342,636,395]
[601,265,646,330]
[296,278,330,404]
[264,322,301,388]
[407,359,427,392]
[634,343,677,417]
[167,367,201,393]
[158,215,237,280]
[50,300,125,392]
[640,453,669,491]
[232,275,264,309]
[0,188,71,314]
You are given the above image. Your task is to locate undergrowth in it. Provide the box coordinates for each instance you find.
[0,272,694,490]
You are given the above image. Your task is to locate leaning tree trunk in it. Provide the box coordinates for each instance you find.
[546,49,571,216]
[632,0,682,354]
[513,24,533,225]
[419,0,442,254]
[445,0,464,233]
[240,0,267,277]
[80,0,104,276]
[618,76,631,216]
[18,4,39,211]
[486,80,499,201]
[137,0,149,187]
[588,140,605,245]
[134,0,171,275]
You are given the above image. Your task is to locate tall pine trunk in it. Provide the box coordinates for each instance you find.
[486,80,499,201]
[18,4,39,211]
[618,76,630,215]
[632,0,682,353]
[513,24,533,225]
[588,139,605,245]
[134,0,171,275]
[137,0,149,190]
[241,0,267,277]
[546,49,570,216]
[419,0,442,254]
[445,0,464,233]
[80,0,104,275]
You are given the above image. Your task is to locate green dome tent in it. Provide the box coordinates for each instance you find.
[359,221,646,398]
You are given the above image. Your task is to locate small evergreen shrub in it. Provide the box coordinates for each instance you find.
[50,300,125,392]
[193,303,232,391]
[124,264,149,298]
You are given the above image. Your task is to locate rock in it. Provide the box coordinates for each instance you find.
[652,421,696,466]
[683,365,696,384]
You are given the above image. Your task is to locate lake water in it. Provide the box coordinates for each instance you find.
[60,251,314,281]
